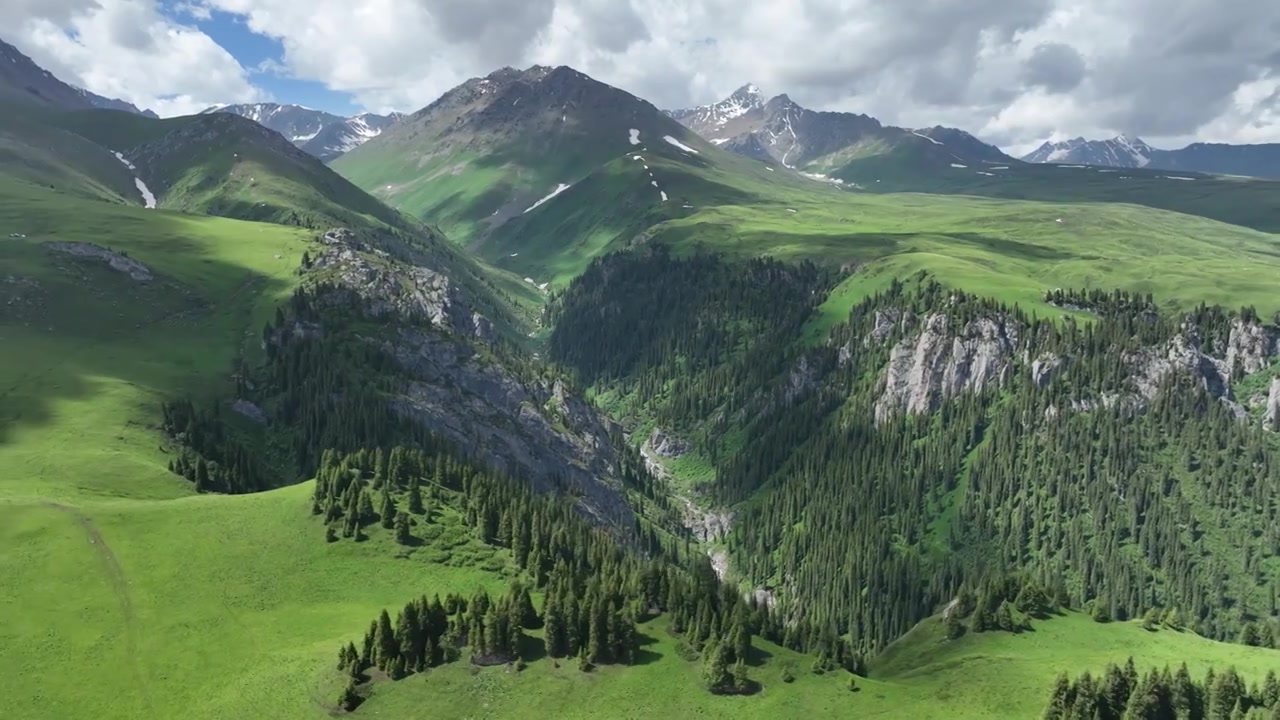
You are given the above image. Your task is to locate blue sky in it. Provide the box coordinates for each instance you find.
[171,5,360,115]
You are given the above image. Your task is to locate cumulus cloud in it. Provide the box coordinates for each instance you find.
[5,0,1279,151]
[4,0,261,116]
[1022,43,1086,94]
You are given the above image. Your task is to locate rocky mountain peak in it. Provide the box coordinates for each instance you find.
[1022,134,1154,167]
[0,37,94,110]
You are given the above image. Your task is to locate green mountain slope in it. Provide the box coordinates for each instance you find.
[332,65,726,245]
[0,100,140,203]
[50,109,420,231]
[825,148,1280,234]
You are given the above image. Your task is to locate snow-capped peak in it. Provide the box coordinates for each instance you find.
[1023,134,1154,168]
[668,84,767,134]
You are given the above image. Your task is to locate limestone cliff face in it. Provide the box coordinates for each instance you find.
[294,228,634,529]
[1226,318,1280,377]
[872,310,1276,427]
[1128,330,1232,402]
[874,313,1020,423]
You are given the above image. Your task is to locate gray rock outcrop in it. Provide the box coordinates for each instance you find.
[1031,353,1068,388]
[311,228,478,336]
[1226,318,1280,377]
[45,242,152,282]
[648,428,690,459]
[297,229,633,529]
[229,399,268,425]
[387,328,632,527]
[1266,378,1280,431]
[875,313,1019,422]
[1129,331,1231,402]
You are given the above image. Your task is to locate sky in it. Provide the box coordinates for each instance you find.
[3,0,1278,156]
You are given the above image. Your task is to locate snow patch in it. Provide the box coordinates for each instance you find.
[786,208,797,213]
[976,171,995,176]
[1058,165,1086,168]
[112,151,156,209]
[950,163,967,168]
[1163,176,1196,181]
[523,183,571,214]
[651,180,658,187]
[660,191,668,202]
[766,167,774,172]
[710,138,729,145]
[911,131,942,146]
[799,171,845,186]
[628,128,641,146]
[663,135,700,154]
[989,166,1009,170]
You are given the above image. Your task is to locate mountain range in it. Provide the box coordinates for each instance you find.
[1023,134,1280,179]
[667,84,1012,173]
[665,83,1013,179]
[200,103,403,161]
[4,30,1280,720]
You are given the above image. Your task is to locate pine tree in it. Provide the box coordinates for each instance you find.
[380,490,396,529]
[1043,672,1073,720]
[394,510,412,545]
[408,478,425,514]
[701,639,731,692]
[543,593,564,658]
[1263,670,1279,708]
[375,609,398,669]
[337,679,361,711]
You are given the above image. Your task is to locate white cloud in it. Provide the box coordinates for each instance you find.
[4,0,1278,151]
[4,0,261,116]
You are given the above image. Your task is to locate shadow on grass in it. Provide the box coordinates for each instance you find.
[0,195,299,449]
[747,645,773,667]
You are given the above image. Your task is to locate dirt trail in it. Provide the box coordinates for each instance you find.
[44,502,154,713]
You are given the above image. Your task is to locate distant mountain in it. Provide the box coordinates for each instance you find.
[200,103,344,144]
[202,103,401,160]
[300,112,403,162]
[333,64,716,244]
[669,87,1015,173]
[665,83,765,136]
[1023,135,1280,179]
[74,86,158,118]
[0,37,93,110]
[1022,135,1154,167]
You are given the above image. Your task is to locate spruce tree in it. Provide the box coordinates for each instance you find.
[701,640,731,692]
[394,510,412,545]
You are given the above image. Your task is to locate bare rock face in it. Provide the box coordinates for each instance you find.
[298,230,631,528]
[45,242,152,282]
[229,399,268,425]
[387,329,632,528]
[875,313,1019,422]
[1031,353,1068,388]
[1129,332,1231,401]
[867,308,903,345]
[1266,378,1280,431]
[312,228,478,336]
[648,428,690,459]
[1226,318,1280,377]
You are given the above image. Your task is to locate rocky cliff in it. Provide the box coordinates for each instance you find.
[299,228,633,528]
[1226,318,1280,377]
[874,309,1277,427]
[874,313,1020,423]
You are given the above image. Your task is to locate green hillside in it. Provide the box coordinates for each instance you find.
[0,100,139,203]
[7,50,1280,720]
[332,65,729,248]
[824,148,1280,234]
